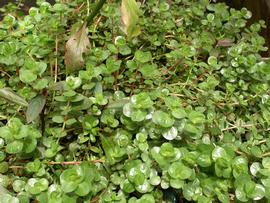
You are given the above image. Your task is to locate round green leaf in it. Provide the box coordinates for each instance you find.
[131,109,147,122]
[212,146,227,161]
[1,194,19,203]
[13,180,26,193]
[168,162,192,179]
[160,143,175,158]
[184,123,202,139]
[251,184,265,200]
[235,187,248,202]
[6,140,23,154]
[138,194,155,203]
[26,178,49,195]
[0,162,9,173]
[162,127,178,140]
[250,162,261,177]
[83,115,99,129]
[134,172,145,186]
[170,178,184,189]
[19,69,37,83]
[135,51,152,63]
[131,93,153,109]
[135,180,152,193]
[232,156,248,178]
[207,56,217,66]
[121,179,135,193]
[197,154,212,167]
[262,157,270,169]
[23,137,38,153]
[14,125,29,139]
[75,180,91,196]
[171,108,187,119]
[149,175,161,186]
[152,110,174,128]
[183,181,202,201]
[139,63,159,79]
[188,111,205,124]
[60,167,84,193]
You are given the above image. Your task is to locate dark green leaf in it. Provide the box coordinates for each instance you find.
[26,95,46,123]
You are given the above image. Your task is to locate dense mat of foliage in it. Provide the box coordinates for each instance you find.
[1,0,270,202]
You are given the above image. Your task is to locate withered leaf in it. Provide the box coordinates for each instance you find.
[65,22,90,73]
[121,0,141,39]
[216,39,235,47]
[0,88,28,107]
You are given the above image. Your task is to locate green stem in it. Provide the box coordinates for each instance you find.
[85,0,106,26]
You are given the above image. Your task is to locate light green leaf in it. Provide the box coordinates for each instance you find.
[250,162,261,177]
[172,108,187,119]
[75,180,91,196]
[207,56,217,66]
[23,137,38,153]
[19,69,37,83]
[60,167,84,193]
[251,184,265,200]
[217,192,230,203]
[170,179,184,189]
[162,127,178,140]
[160,143,175,158]
[122,179,135,193]
[26,178,49,195]
[6,140,23,154]
[152,110,174,128]
[184,123,202,139]
[14,125,29,139]
[188,111,205,124]
[135,51,152,63]
[131,93,153,109]
[168,162,192,179]
[0,194,19,203]
[131,109,147,122]
[0,162,8,173]
[212,146,227,161]
[235,187,248,202]
[139,63,159,78]
[197,154,212,167]
[66,76,82,89]
[12,180,26,193]
[262,157,270,169]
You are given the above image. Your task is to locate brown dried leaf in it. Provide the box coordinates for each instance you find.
[121,0,141,39]
[0,88,28,107]
[216,39,235,47]
[65,23,90,73]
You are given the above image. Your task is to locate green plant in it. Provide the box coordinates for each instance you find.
[0,0,270,202]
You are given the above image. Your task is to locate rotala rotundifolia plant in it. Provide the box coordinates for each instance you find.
[0,0,270,202]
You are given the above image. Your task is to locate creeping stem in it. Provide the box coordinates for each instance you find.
[85,0,106,26]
